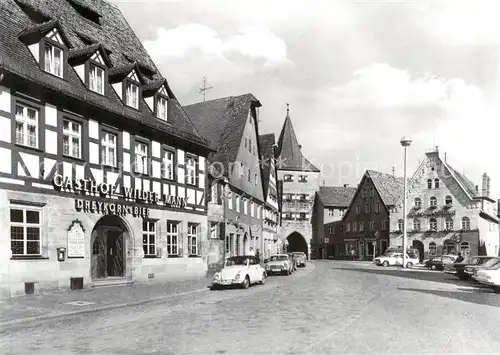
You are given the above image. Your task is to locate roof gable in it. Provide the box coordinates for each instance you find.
[367,170,405,207]
[18,19,72,48]
[183,93,262,178]
[277,112,319,172]
[142,78,175,99]
[68,43,112,67]
[317,186,356,207]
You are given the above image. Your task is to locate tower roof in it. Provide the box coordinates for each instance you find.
[276,108,320,172]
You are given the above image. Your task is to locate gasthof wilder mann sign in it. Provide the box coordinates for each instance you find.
[52,174,189,218]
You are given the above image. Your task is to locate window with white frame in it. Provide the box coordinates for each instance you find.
[235,195,240,212]
[381,220,388,230]
[250,202,254,217]
[62,119,82,158]
[44,43,63,77]
[15,104,38,148]
[414,197,422,209]
[429,218,437,231]
[142,220,156,256]
[188,224,198,256]
[166,221,179,256]
[243,199,248,214]
[339,209,345,217]
[328,208,334,216]
[161,150,174,180]
[445,218,454,230]
[10,206,41,255]
[398,219,404,231]
[356,205,361,214]
[157,96,167,120]
[125,81,139,109]
[434,178,440,189]
[375,202,381,213]
[369,221,374,231]
[186,156,197,185]
[461,217,470,231]
[89,64,104,94]
[298,175,308,183]
[359,221,364,232]
[413,218,421,231]
[430,196,437,207]
[284,174,293,182]
[228,192,233,210]
[427,179,432,189]
[210,182,218,204]
[101,131,117,167]
[210,223,219,239]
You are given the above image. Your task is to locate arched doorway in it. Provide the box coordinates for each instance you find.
[286,232,308,257]
[443,239,456,255]
[412,240,424,262]
[91,215,130,280]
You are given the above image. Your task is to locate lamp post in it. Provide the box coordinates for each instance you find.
[400,136,412,269]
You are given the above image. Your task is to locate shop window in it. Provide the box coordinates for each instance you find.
[461,217,470,231]
[63,119,82,159]
[429,242,437,256]
[413,218,421,231]
[429,218,437,231]
[15,103,39,148]
[460,241,470,256]
[10,206,41,256]
[398,219,404,231]
[142,220,156,257]
[166,221,179,256]
[414,197,422,209]
[188,224,198,256]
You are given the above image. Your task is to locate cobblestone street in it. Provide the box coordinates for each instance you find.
[1,261,499,354]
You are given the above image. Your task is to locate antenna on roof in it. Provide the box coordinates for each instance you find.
[392,166,395,176]
[286,103,290,116]
[198,77,213,102]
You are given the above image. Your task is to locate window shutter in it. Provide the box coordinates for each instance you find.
[219,223,225,241]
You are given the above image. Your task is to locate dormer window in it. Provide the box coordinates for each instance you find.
[89,64,104,94]
[125,81,139,109]
[157,96,167,120]
[44,42,63,77]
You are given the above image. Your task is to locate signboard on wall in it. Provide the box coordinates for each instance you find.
[67,220,85,258]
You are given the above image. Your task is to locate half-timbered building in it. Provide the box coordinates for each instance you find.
[0,0,212,297]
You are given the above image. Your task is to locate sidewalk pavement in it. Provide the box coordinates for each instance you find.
[0,276,214,327]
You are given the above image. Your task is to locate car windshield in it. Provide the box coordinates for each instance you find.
[269,255,288,262]
[481,258,500,268]
[225,257,249,266]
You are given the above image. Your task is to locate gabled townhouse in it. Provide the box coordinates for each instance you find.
[258,133,281,259]
[0,0,213,297]
[389,149,499,259]
[311,185,356,259]
[337,170,404,260]
[184,94,266,264]
[276,106,320,258]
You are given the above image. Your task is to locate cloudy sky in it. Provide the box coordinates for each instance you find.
[112,0,500,197]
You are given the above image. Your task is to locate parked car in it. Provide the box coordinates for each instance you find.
[384,247,420,260]
[474,265,500,293]
[292,252,307,267]
[212,255,266,289]
[374,253,419,268]
[468,257,500,278]
[444,256,495,280]
[287,253,297,272]
[265,254,293,275]
[427,255,457,271]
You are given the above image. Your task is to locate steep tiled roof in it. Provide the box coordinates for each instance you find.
[445,164,479,198]
[277,112,320,172]
[317,186,356,207]
[68,43,111,66]
[0,0,209,149]
[259,133,276,199]
[183,94,262,177]
[366,170,405,206]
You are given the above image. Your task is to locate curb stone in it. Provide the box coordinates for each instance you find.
[0,287,209,327]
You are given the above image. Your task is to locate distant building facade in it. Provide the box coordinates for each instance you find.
[311,185,355,259]
[389,150,499,259]
[184,94,266,268]
[275,107,320,258]
[0,0,212,297]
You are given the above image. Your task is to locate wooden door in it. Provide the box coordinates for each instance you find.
[106,231,124,277]
[91,230,106,279]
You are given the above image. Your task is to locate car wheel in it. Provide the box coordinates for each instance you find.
[286,269,290,276]
[406,262,413,268]
[431,265,436,270]
[242,276,250,289]
[382,261,389,267]
[260,272,266,285]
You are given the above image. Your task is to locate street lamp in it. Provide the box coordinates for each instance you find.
[400,136,412,269]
